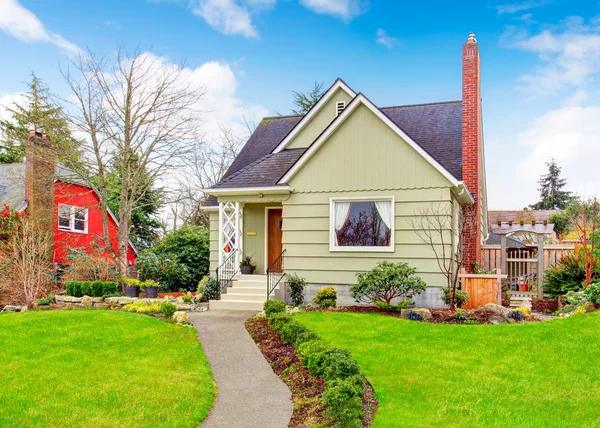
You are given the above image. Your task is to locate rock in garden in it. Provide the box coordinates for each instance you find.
[82,296,94,306]
[104,297,120,304]
[488,315,506,325]
[55,295,65,303]
[484,303,510,318]
[2,305,27,312]
[117,297,136,305]
[176,304,193,311]
[401,307,431,320]
[92,297,103,303]
[64,296,82,303]
[94,303,108,309]
[172,311,191,324]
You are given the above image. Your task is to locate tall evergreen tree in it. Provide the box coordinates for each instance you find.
[0,74,81,166]
[530,158,572,210]
[290,81,324,115]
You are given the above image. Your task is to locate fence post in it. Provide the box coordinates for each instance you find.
[537,233,544,299]
[500,235,507,275]
[496,267,502,305]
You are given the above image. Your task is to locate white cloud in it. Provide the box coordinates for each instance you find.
[375,28,398,48]
[191,0,259,38]
[299,0,367,21]
[496,0,550,15]
[0,92,25,122]
[0,0,79,55]
[503,16,600,95]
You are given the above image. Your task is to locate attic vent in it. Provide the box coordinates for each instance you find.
[336,101,346,116]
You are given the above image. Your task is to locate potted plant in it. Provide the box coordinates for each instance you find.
[240,255,257,275]
[143,279,160,298]
[122,277,141,297]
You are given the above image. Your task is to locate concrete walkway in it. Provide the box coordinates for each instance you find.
[190,311,293,428]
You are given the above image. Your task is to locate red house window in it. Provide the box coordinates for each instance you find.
[58,204,88,233]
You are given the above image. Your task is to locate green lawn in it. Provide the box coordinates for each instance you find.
[296,311,600,428]
[0,310,215,427]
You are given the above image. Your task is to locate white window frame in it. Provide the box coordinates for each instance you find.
[57,204,88,234]
[335,101,346,116]
[329,196,395,252]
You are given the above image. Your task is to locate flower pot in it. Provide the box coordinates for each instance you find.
[145,286,159,298]
[519,283,529,292]
[124,285,139,297]
[240,265,255,275]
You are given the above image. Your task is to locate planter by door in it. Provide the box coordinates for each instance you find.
[241,266,255,275]
[124,286,140,297]
[145,286,159,298]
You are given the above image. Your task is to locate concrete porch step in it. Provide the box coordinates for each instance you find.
[209,299,264,311]
[221,293,267,302]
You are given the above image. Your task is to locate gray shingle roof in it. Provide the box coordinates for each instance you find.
[205,98,464,207]
[0,162,89,211]
[212,148,306,189]
[485,233,527,249]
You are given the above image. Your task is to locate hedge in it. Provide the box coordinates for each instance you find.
[65,281,117,298]
[264,303,364,427]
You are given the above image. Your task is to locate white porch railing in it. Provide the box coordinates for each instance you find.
[218,201,243,268]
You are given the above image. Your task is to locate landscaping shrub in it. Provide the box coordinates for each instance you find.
[406,311,424,321]
[268,312,293,332]
[198,276,220,300]
[453,308,467,320]
[287,273,307,307]
[91,281,103,297]
[321,349,361,382]
[322,375,364,428]
[101,281,117,296]
[181,293,192,303]
[264,299,286,317]
[36,294,54,306]
[374,300,411,312]
[352,261,426,304]
[508,310,525,322]
[544,252,587,297]
[313,287,337,308]
[65,281,82,297]
[160,301,176,318]
[296,339,328,367]
[123,301,161,314]
[80,281,93,297]
[294,330,320,347]
[441,286,469,308]
[279,322,310,345]
[584,282,600,305]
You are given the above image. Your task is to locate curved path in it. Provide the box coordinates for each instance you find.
[190,311,293,428]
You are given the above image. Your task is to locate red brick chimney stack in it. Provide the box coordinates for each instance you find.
[25,131,55,237]
[462,32,483,269]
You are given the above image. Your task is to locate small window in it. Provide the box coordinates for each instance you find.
[58,204,88,233]
[336,101,346,116]
[330,198,394,252]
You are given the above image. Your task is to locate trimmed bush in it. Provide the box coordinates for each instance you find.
[321,348,361,382]
[91,281,103,297]
[268,312,293,332]
[160,301,176,318]
[264,300,286,317]
[198,276,220,300]
[80,282,92,297]
[322,375,364,427]
[279,322,310,345]
[294,330,320,347]
[296,339,328,367]
[101,281,118,296]
[287,273,307,307]
[313,287,337,308]
[65,281,82,297]
[36,295,54,306]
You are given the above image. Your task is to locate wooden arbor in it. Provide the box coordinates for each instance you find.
[490,221,555,299]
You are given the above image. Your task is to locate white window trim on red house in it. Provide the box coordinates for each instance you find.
[58,203,89,234]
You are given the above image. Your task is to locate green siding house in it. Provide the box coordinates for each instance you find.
[204,33,487,310]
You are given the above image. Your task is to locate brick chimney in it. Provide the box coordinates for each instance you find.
[462,32,483,270]
[25,131,55,236]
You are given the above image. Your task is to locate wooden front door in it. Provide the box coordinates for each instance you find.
[267,208,283,272]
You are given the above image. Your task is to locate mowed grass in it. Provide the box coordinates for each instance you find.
[0,310,215,427]
[296,311,600,428]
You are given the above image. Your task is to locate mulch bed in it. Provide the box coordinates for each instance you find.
[531,298,559,313]
[246,316,377,427]
[303,305,540,324]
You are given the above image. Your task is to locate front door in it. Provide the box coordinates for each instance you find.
[267,208,283,272]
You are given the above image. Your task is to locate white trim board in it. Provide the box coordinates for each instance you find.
[278,93,462,188]
[272,79,356,154]
[206,185,293,196]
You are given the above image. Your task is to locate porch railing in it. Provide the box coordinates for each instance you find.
[216,248,238,299]
[266,249,286,300]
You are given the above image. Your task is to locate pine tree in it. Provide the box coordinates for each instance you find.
[0,73,81,165]
[530,158,572,210]
[291,81,325,115]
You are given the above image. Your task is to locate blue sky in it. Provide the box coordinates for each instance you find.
[1,0,600,209]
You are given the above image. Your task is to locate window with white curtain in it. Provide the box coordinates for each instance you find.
[330,198,394,251]
[58,204,88,233]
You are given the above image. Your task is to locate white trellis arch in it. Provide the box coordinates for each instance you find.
[218,202,243,268]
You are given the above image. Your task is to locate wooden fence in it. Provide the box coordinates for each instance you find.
[459,268,506,308]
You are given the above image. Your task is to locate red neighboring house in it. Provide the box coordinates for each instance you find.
[0,132,137,266]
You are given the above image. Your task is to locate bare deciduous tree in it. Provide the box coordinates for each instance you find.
[1,220,53,307]
[62,48,205,273]
[409,202,469,310]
